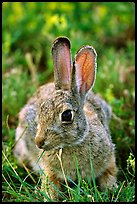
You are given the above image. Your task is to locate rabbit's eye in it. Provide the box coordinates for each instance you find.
[61,109,74,123]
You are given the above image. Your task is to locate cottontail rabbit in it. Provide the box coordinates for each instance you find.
[14,37,118,200]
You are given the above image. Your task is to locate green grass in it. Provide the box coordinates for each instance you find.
[2,2,135,202]
[2,143,135,202]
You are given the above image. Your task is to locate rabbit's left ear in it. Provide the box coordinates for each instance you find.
[52,37,72,90]
[73,46,97,96]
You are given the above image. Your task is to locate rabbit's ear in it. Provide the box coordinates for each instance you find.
[73,46,97,97]
[52,37,72,90]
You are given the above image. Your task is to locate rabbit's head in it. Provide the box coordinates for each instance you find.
[35,37,97,151]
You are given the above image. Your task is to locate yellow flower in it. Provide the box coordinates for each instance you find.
[58,15,67,30]
[11,2,24,21]
[50,14,59,24]
[97,6,107,18]
[42,14,59,33]
[127,153,135,175]
[93,5,107,23]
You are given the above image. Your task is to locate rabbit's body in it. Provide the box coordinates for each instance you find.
[14,37,118,200]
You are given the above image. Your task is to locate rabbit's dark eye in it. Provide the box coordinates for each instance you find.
[61,109,74,123]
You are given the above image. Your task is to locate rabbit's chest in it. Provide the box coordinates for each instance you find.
[43,139,112,182]
[45,148,92,181]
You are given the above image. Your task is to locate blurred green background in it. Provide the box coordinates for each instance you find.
[2,1,135,192]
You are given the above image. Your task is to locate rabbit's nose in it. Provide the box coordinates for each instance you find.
[35,136,45,149]
[35,125,45,149]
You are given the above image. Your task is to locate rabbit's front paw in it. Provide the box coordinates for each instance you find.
[41,172,62,201]
[97,156,118,191]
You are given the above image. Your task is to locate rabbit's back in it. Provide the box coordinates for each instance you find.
[86,91,112,136]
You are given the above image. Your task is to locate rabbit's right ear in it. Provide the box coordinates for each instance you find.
[72,46,97,98]
[52,37,72,90]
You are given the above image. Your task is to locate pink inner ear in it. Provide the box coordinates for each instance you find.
[58,44,71,86]
[75,47,96,95]
[52,37,72,90]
